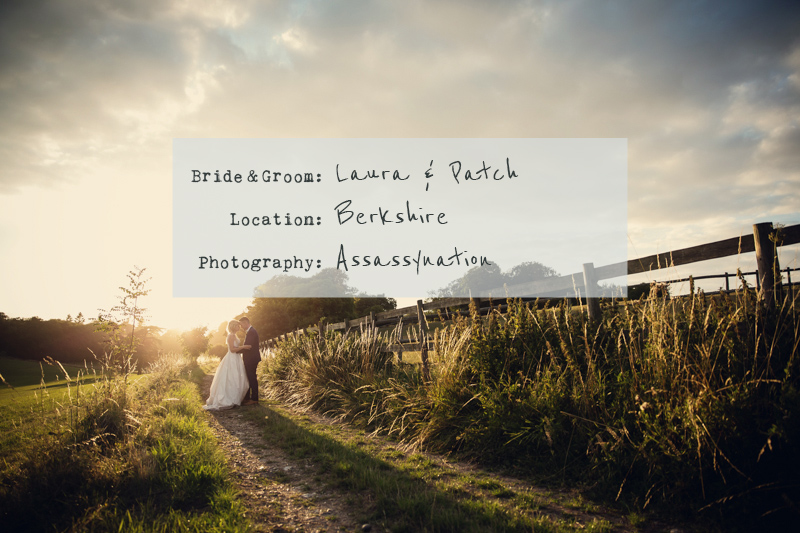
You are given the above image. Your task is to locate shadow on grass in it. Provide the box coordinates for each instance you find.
[34,376,105,390]
[224,402,611,533]
[0,376,104,404]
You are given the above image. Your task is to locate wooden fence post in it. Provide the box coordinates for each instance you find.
[396,316,404,363]
[470,297,482,315]
[582,262,601,321]
[753,222,782,310]
[416,299,430,382]
[369,311,376,330]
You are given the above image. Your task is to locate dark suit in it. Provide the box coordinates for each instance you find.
[242,326,261,401]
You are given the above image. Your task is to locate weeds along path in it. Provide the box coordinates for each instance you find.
[200,377,672,532]
[201,375,365,533]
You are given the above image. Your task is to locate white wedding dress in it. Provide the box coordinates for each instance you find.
[203,334,249,410]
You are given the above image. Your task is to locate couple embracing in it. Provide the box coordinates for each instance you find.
[203,317,261,410]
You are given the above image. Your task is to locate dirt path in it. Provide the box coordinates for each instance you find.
[201,374,678,533]
[201,375,370,533]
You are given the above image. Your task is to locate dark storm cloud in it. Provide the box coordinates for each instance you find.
[548,1,800,67]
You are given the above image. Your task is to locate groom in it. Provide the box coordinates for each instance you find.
[239,317,261,405]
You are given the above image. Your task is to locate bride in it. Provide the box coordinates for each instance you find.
[203,320,251,410]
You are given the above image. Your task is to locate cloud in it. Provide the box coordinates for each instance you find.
[0,0,798,244]
[0,0,235,192]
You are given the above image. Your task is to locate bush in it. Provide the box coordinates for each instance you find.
[262,289,800,528]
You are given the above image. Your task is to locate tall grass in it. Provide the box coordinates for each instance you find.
[0,352,248,532]
[264,327,394,418]
[261,285,800,528]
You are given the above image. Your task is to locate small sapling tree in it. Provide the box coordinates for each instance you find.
[95,266,151,377]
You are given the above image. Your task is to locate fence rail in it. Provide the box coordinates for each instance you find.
[659,266,798,291]
[260,222,800,372]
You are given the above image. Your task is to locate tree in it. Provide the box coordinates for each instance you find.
[246,269,396,340]
[354,296,397,317]
[0,313,106,363]
[180,326,209,360]
[208,321,229,347]
[157,329,184,355]
[95,266,151,375]
[506,262,559,285]
[253,268,356,297]
[132,325,164,369]
[431,261,559,298]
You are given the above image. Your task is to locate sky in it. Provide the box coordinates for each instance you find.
[1,0,799,332]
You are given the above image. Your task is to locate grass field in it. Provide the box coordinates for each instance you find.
[0,357,146,462]
[0,356,96,390]
[0,357,108,467]
[0,354,249,532]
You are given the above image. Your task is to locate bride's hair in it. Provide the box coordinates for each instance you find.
[226,320,240,335]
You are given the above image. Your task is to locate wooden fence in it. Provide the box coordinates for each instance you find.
[260,221,800,375]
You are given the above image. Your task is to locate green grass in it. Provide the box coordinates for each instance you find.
[0,356,93,389]
[262,286,800,531]
[0,353,249,532]
[0,357,147,469]
[241,400,615,532]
